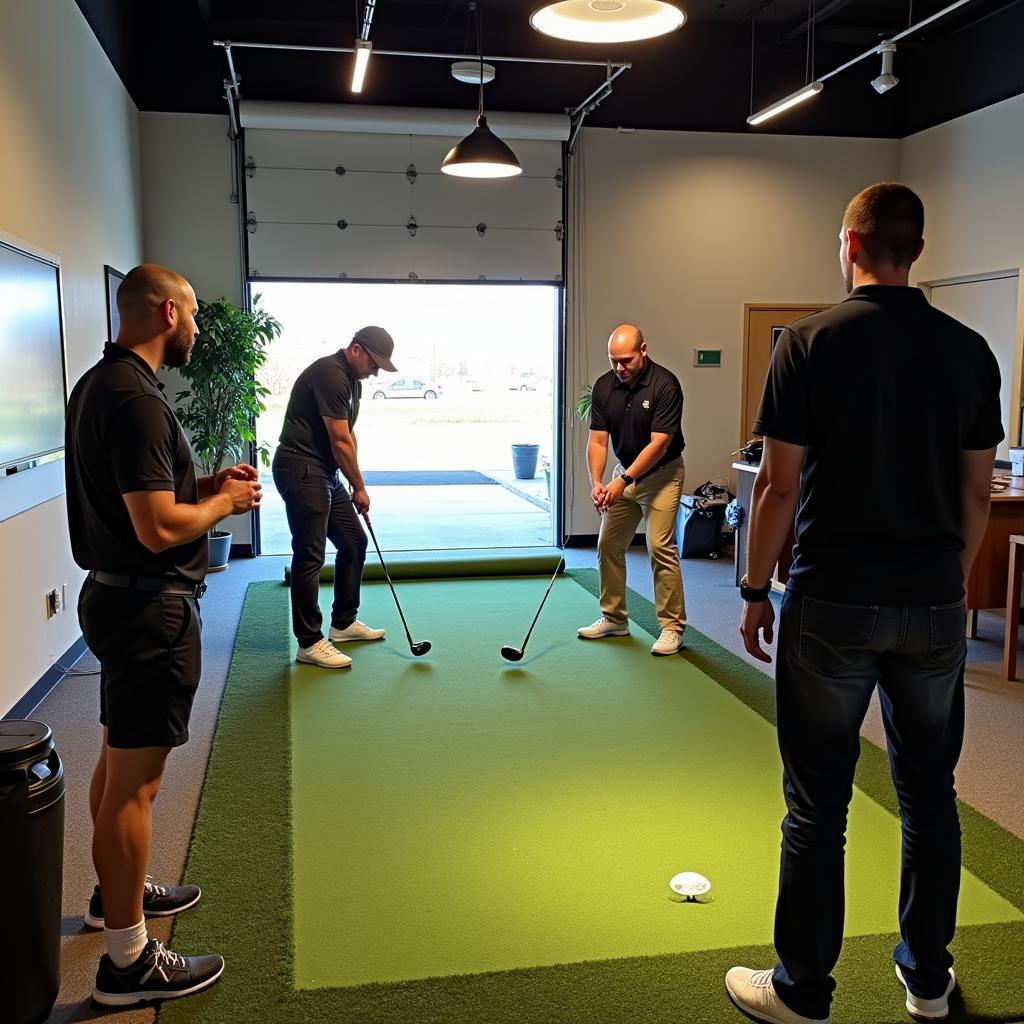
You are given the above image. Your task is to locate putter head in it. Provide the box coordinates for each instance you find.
[500,646,524,662]
[410,641,431,657]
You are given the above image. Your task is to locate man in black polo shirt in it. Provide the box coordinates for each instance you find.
[728,184,1001,1024]
[579,324,687,656]
[66,264,261,1005]
[272,326,396,669]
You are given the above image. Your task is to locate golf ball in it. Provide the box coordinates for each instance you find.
[669,871,712,899]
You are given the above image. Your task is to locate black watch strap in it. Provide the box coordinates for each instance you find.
[620,472,634,486]
[739,575,772,602]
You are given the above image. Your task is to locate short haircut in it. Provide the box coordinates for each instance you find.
[843,183,924,268]
[116,264,189,322]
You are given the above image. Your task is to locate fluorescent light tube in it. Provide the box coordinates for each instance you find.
[747,81,823,126]
[351,39,372,93]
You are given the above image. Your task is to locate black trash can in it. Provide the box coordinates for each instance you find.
[0,721,65,1024]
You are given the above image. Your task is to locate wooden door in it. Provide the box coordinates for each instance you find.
[740,305,828,445]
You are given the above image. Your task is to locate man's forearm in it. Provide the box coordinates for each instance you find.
[332,439,365,491]
[622,440,670,481]
[746,470,799,587]
[960,492,992,582]
[197,474,215,500]
[154,493,234,550]
[587,443,607,487]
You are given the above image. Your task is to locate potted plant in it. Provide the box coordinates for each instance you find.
[576,384,592,421]
[175,296,282,570]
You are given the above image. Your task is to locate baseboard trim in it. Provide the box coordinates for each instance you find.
[230,543,255,559]
[4,634,89,721]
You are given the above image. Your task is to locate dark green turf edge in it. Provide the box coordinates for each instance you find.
[159,577,1024,1024]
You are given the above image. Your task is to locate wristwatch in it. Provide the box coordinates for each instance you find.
[619,472,635,486]
[739,575,772,602]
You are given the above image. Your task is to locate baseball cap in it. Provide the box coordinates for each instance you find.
[352,325,397,372]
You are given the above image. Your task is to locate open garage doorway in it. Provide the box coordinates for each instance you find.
[254,281,559,553]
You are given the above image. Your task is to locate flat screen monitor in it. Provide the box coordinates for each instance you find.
[0,239,67,475]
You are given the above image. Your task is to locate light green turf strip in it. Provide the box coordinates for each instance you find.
[160,577,1024,1024]
[289,577,1018,990]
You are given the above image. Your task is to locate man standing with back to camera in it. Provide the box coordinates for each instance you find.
[66,264,262,1005]
[272,326,397,670]
[728,183,1001,1024]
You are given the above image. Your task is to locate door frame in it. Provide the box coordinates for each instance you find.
[740,303,829,447]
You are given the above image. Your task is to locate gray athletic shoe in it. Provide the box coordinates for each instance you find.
[92,939,224,1006]
[84,875,201,929]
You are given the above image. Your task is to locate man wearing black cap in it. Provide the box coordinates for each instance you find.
[272,326,397,669]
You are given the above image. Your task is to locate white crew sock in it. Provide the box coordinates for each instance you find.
[105,920,148,968]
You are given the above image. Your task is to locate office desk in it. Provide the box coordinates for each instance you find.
[966,479,1024,638]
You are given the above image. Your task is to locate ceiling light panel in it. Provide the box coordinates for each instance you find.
[530,1,685,44]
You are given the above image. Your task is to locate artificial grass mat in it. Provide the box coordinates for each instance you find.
[161,573,1024,1024]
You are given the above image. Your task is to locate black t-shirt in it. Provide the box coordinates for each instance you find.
[754,285,1003,605]
[590,358,685,475]
[65,344,208,583]
[278,351,360,471]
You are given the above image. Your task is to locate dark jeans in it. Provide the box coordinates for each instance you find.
[272,450,368,649]
[771,589,966,1020]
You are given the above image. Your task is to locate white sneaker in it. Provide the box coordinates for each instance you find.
[651,628,685,656]
[297,638,352,669]
[577,616,629,639]
[329,620,385,642]
[725,967,831,1024]
[896,965,956,1021]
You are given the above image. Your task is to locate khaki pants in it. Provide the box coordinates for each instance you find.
[598,458,687,632]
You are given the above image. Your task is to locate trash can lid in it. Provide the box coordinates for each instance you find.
[0,721,53,768]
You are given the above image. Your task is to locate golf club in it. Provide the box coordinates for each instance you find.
[501,557,565,662]
[362,514,431,657]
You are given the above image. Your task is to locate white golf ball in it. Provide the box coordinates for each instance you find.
[669,871,712,899]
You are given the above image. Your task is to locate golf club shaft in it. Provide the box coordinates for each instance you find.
[518,558,564,653]
[362,515,416,648]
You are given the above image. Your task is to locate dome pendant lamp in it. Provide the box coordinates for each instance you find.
[530,1,685,44]
[442,4,522,179]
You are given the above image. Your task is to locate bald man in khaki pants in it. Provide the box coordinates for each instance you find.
[578,324,687,655]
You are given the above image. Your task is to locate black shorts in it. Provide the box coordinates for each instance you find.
[78,577,203,749]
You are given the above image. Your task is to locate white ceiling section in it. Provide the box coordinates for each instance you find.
[242,103,568,283]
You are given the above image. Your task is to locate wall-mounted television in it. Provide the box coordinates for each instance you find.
[0,235,67,478]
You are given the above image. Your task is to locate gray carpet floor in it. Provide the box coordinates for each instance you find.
[24,548,1024,1023]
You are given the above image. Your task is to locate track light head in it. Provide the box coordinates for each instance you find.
[871,40,898,95]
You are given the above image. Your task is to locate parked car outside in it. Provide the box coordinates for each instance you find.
[508,372,538,391]
[370,376,443,400]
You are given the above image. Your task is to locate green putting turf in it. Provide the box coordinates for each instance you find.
[161,573,1024,1024]
[289,577,1020,989]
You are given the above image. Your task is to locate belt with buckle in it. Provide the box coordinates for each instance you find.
[89,570,207,599]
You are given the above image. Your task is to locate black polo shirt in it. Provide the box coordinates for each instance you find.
[754,285,1003,606]
[65,343,207,583]
[278,351,360,472]
[590,358,685,474]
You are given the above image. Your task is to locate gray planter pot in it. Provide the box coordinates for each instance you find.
[511,444,539,480]
[208,531,232,573]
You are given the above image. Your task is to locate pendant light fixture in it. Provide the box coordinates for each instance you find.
[530,1,685,44]
[441,3,522,179]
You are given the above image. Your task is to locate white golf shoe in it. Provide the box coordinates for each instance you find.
[577,616,629,639]
[651,628,685,656]
[297,638,352,669]
[329,620,385,642]
[725,967,831,1024]
[896,965,956,1021]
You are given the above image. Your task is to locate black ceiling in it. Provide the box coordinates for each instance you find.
[76,0,1024,138]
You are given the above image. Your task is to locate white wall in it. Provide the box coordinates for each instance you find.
[564,128,899,537]
[0,0,143,715]
[139,112,251,542]
[900,94,1024,446]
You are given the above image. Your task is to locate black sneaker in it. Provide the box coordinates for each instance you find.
[92,939,224,1006]
[84,875,202,929]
